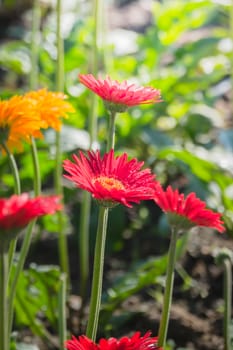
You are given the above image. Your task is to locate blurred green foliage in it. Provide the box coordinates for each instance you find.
[0,0,232,346]
[12,263,62,347]
[1,0,230,228]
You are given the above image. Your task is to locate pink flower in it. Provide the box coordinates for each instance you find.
[79,74,161,112]
[153,184,225,233]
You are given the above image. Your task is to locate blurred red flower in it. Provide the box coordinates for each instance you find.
[63,149,157,208]
[79,74,161,112]
[153,184,225,233]
[0,193,61,233]
[65,332,162,350]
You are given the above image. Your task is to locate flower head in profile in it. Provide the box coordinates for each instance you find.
[65,332,162,350]
[79,74,161,113]
[63,149,157,208]
[153,184,225,233]
[24,89,74,131]
[0,96,42,152]
[0,193,62,244]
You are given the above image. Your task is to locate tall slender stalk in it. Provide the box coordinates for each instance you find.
[29,0,41,197]
[79,0,103,300]
[8,221,35,338]
[85,13,115,329]
[1,142,21,195]
[54,3,69,346]
[85,206,109,340]
[56,0,64,93]
[223,258,232,350]
[8,0,42,337]
[58,273,67,350]
[1,141,21,272]
[0,104,21,350]
[79,191,91,300]
[158,227,179,348]
[55,0,70,280]
[106,110,117,151]
[0,242,9,350]
[214,248,233,350]
[30,138,41,196]
[226,4,233,347]
[30,0,41,90]
[230,0,233,114]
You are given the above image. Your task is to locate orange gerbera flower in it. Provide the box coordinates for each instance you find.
[0,96,42,152]
[24,89,74,131]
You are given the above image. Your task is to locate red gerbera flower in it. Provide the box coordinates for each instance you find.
[65,335,98,350]
[65,332,162,350]
[63,149,157,208]
[79,74,161,112]
[0,193,62,243]
[153,184,225,233]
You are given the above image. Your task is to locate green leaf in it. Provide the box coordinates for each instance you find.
[14,264,62,334]
[157,147,227,183]
[0,41,31,74]
[101,236,186,314]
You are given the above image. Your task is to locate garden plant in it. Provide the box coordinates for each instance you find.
[0,0,232,350]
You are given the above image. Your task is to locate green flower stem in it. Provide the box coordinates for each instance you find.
[7,131,41,341]
[58,273,67,350]
[78,0,102,301]
[30,0,41,196]
[55,131,69,279]
[30,0,41,90]
[55,0,70,281]
[1,142,20,195]
[107,110,117,151]
[8,220,35,339]
[4,4,41,343]
[1,142,21,275]
[91,0,101,79]
[8,140,41,336]
[0,242,9,350]
[30,0,41,195]
[29,0,41,195]
[56,0,64,92]
[158,227,179,348]
[79,191,91,301]
[230,0,233,110]
[223,258,232,350]
[31,137,41,196]
[86,206,109,341]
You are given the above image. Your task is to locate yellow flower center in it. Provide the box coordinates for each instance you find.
[94,176,125,191]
